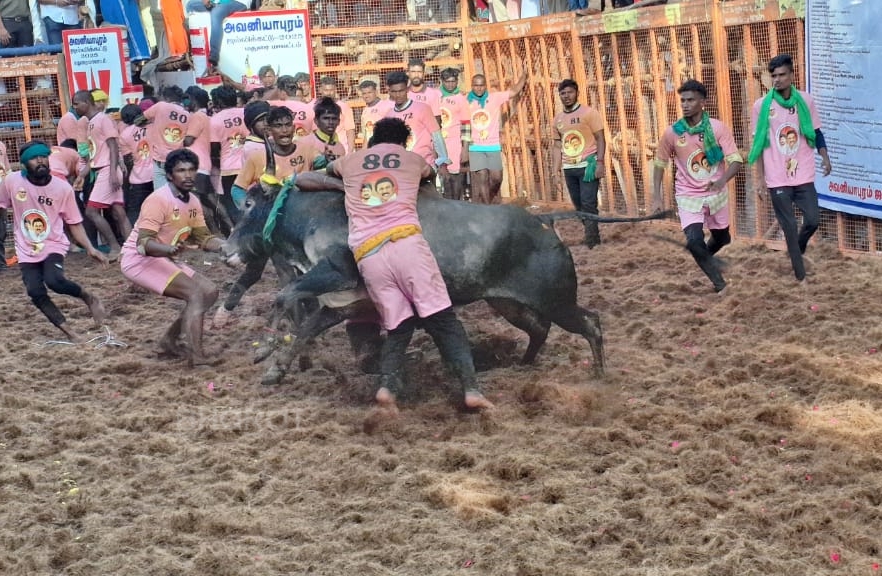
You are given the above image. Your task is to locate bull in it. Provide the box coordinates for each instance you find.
[224,177,665,386]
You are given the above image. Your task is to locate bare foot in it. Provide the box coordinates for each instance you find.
[464,390,495,411]
[82,290,108,326]
[106,250,120,263]
[188,354,217,368]
[59,323,85,344]
[212,306,232,329]
[375,387,399,414]
[156,337,185,358]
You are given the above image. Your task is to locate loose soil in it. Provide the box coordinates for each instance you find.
[1,220,880,575]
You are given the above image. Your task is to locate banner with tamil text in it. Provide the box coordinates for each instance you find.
[62,28,128,111]
[217,10,313,93]
[807,0,882,217]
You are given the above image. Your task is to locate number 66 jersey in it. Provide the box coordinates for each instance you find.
[334,142,429,252]
[0,172,82,263]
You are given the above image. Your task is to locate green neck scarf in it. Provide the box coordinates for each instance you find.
[467,91,489,107]
[440,86,459,97]
[748,88,815,164]
[672,112,723,166]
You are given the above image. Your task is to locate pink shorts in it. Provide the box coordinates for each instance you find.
[120,246,195,295]
[356,234,452,330]
[678,203,730,230]
[90,165,125,206]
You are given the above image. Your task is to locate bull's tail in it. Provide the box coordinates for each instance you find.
[535,209,674,225]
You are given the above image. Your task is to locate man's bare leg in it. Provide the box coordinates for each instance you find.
[58,322,84,344]
[471,169,489,204]
[375,387,399,414]
[488,169,504,204]
[465,390,494,410]
[85,206,121,261]
[81,289,107,326]
[111,205,132,243]
[158,315,184,356]
[183,276,219,366]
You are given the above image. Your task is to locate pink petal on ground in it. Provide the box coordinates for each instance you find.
[810,304,819,311]
[206,382,215,392]
[829,552,840,563]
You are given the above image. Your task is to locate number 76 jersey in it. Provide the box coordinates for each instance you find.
[335,142,428,251]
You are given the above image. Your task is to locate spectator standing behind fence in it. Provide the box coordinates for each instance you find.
[551,78,605,248]
[466,70,527,204]
[186,0,249,76]
[748,54,832,284]
[651,79,743,294]
[407,58,442,125]
[438,67,470,201]
[358,79,393,147]
[0,0,35,47]
[32,0,82,44]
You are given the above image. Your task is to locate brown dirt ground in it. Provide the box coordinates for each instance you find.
[1,220,881,576]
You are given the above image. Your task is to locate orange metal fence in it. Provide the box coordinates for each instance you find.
[463,0,877,253]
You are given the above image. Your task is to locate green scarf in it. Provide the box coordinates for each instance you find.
[440,86,459,98]
[467,91,489,107]
[748,89,815,164]
[581,154,598,183]
[262,177,296,244]
[672,112,723,166]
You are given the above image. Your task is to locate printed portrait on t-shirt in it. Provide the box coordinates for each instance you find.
[87,137,97,159]
[687,150,716,181]
[164,125,184,144]
[360,174,398,206]
[440,106,452,128]
[562,130,585,162]
[405,133,414,152]
[472,109,490,140]
[295,125,309,138]
[21,208,49,252]
[137,140,150,160]
[776,125,799,155]
[229,132,247,149]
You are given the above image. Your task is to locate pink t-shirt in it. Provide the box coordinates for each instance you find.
[384,100,440,165]
[118,124,153,184]
[56,111,80,144]
[336,143,428,251]
[186,110,213,175]
[144,102,190,163]
[751,89,821,188]
[0,172,82,263]
[269,100,315,138]
[360,99,394,146]
[552,104,605,169]
[440,92,469,171]
[656,118,739,197]
[468,91,512,151]
[299,131,347,163]
[123,184,207,249]
[409,86,442,117]
[49,146,81,181]
[87,111,119,169]
[337,100,356,152]
[210,107,248,175]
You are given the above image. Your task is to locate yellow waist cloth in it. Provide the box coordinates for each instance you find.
[353,224,422,263]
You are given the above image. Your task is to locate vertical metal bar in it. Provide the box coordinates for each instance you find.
[512,37,534,201]
[711,0,738,236]
[629,31,652,213]
[690,24,703,83]
[650,28,674,210]
[19,76,32,141]
[591,36,613,211]
[610,34,637,215]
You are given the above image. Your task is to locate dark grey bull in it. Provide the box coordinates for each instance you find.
[224,185,662,385]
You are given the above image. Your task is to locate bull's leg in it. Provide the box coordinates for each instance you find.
[261,304,357,386]
[551,306,604,375]
[485,298,551,364]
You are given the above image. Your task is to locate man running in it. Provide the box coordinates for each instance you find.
[0,141,108,342]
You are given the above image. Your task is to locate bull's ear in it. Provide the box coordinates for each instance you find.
[259,173,283,197]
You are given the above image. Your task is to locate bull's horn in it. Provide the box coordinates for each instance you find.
[260,136,282,196]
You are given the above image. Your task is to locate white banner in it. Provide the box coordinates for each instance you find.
[807,0,882,217]
[62,28,128,111]
[217,10,313,91]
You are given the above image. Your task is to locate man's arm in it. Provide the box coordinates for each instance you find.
[650,162,666,214]
[210,142,221,170]
[594,129,606,180]
[707,158,743,193]
[68,223,108,266]
[297,170,344,192]
[815,129,832,176]
[510,69,529,99]
[108,138,122,190]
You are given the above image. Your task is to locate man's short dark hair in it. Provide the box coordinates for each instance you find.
[185,86,209,109]
[258,65,275,78]
[371,117,410,147]
[60,138,78,149]
[161,85,185,103]
[211,86,238,108]
[267,106,294,126]
[768,54,794,73]
[558,78,578,93]
[319,75,336,87]
[120,103,142,125]
[677,79,707,99]
[293,72,311,85]
[314,96,341,118]
[165,148,199,175]
[359,79,377,90]
[407,58,425,70]
[385,70,409,87]
[439,68,460,81]
[72,89,94,104]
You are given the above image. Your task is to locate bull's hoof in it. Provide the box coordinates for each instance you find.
[253,340,278,364]
[261,365,285,386]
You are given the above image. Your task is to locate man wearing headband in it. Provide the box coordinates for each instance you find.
[0,141,108,342]
[120,148,224,367]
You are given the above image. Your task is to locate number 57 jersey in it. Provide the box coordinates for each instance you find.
[335,142,428,251]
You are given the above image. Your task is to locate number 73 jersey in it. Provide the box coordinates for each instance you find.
[0,172,82,263]
[335,143,428,251]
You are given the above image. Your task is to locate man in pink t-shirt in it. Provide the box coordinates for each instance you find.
[326,117,492,413]
[269,75,315,138]
[0,141,108,342]
[120,148,224,367]
[73,89,131,261]
[209,86,248,224]
[118,104,154,225]
[299,97,348,164]
[407,58,442,122]
[358,79,394,148]
[317,76,356,153]
[467,70,528,204]
[185,86,232,237]
[383,70,450,182]
[143,85,191,189]
[651,79,743,293]
[56,109,81,145]
[438,68,471,200]
[748,54,832,282]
